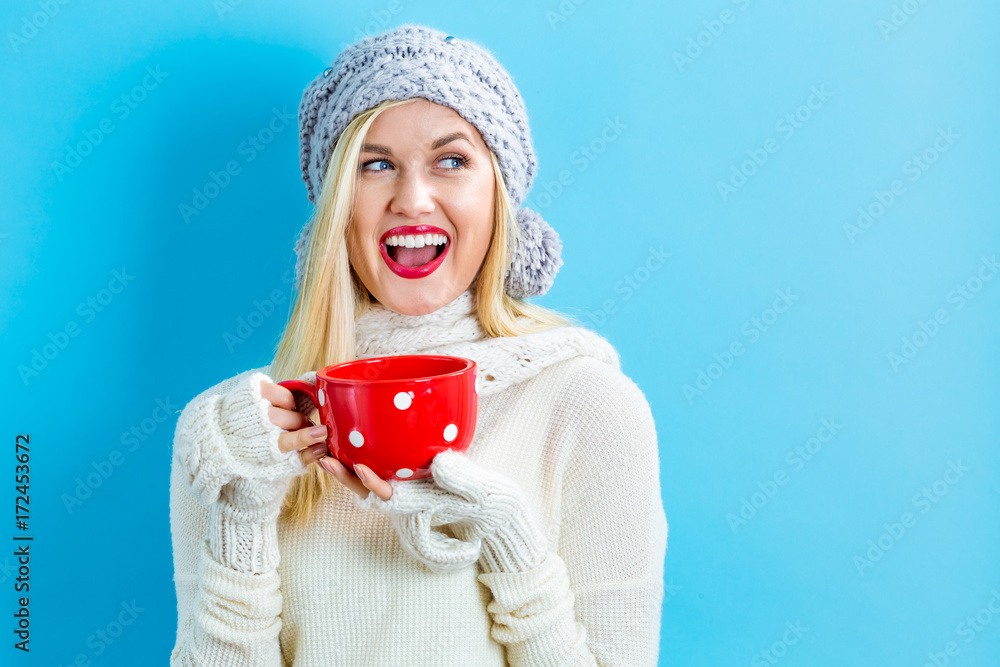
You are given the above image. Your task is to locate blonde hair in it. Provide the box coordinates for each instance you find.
[270,97,579,525]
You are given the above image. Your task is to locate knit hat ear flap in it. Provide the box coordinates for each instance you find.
[504,207,564,298]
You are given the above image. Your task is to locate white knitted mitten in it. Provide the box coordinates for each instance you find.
[175,370,310,574]
[354,450,549,575]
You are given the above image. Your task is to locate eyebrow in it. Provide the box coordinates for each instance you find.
[361,132,473,156]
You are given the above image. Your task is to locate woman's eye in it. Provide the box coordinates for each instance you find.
[439,156,465,169]
[360,155,468,173]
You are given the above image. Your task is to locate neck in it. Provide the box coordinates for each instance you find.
[354,283,482,359]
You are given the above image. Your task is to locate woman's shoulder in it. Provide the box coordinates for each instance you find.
[542,353,662,494]
[550,354,655,428]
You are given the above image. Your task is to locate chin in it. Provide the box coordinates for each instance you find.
[377,282,453,316]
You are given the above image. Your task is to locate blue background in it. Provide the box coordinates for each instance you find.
[2,1,998,665]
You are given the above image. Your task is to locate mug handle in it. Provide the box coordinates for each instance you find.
[276,379,319,407]
[277,379,335,444]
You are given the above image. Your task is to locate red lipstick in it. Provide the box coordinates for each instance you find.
[379,225,451,279]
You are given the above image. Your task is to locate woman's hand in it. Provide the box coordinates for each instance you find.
[316,455,394,501]
[259,380,335,467]
[349,450,550,574]
[260,380,394,501]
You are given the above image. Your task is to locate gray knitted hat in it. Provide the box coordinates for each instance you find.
[295,23,562,299]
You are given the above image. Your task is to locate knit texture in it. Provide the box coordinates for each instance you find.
[173,370,310,573]
[299,24,534,213]
[354,448,550,575]
[506,207,565,299]
[295,23,563,298]
[169,284,668,665]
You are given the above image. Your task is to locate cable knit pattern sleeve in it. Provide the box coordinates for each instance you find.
[477,358,668,666]
[170,367,309,666]
[176,369,306,510]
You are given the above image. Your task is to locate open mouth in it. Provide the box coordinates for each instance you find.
[384,233,449,267]
[379,227,451,278]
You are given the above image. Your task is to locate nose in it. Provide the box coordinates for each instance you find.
[389,167,435,219]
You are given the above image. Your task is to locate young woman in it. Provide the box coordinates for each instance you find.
[169,24,667,666]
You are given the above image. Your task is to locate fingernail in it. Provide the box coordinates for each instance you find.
[353,464,367,483]
[309,425,326,439]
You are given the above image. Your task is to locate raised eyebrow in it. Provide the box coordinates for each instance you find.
[361,132,473,156]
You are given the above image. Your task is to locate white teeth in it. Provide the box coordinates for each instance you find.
[385,233,449,246]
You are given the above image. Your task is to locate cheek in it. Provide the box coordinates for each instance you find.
[457,180,495,244]
[454,210,493,261]
[349,201,380,254]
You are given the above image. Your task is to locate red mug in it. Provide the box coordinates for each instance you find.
[278,355,479,481]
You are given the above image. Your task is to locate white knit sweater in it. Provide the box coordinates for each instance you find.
[169,283,668,666]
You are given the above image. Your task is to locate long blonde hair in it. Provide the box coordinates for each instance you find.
[270,97,578,525]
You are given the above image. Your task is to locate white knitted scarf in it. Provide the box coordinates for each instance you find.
[352,282,620,398]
